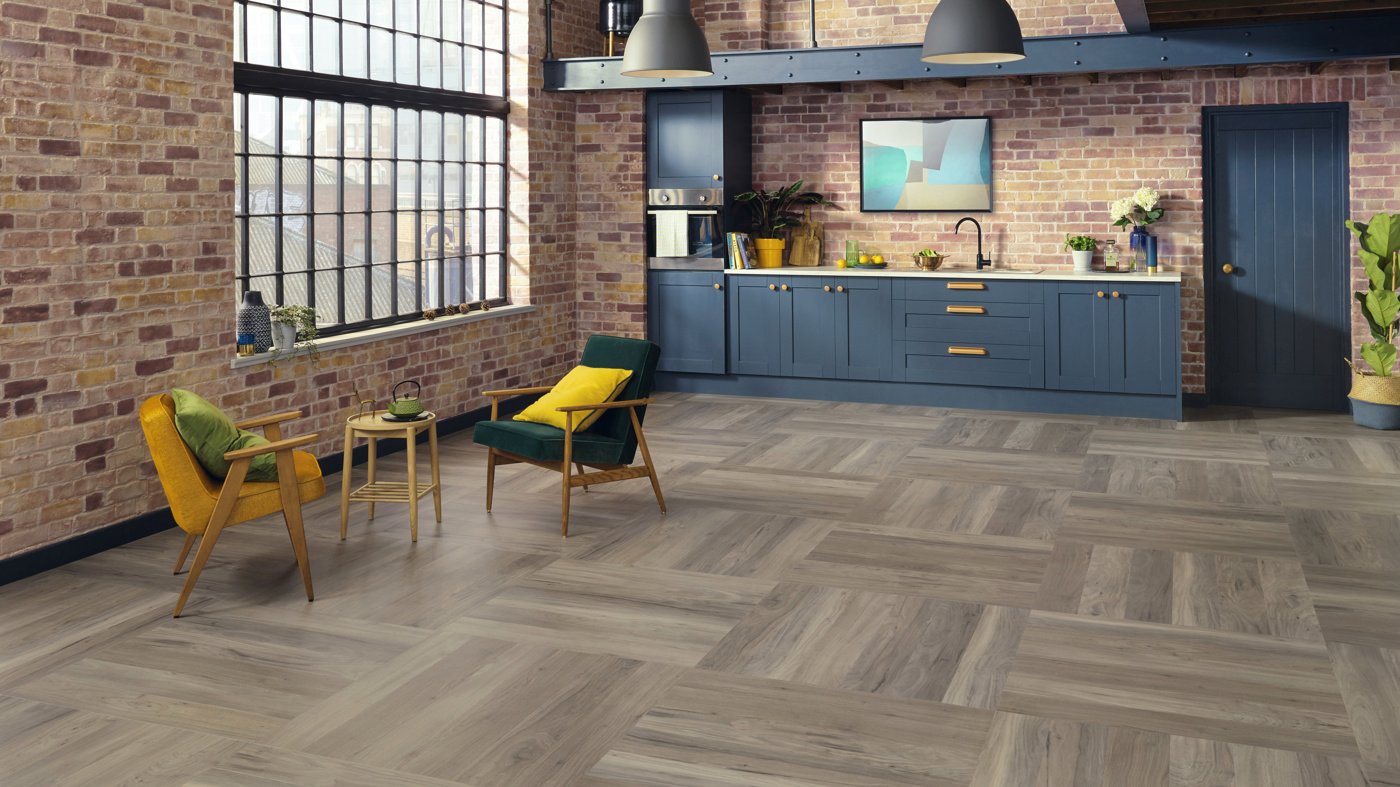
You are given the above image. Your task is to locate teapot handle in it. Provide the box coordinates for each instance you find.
[393,380,421,401]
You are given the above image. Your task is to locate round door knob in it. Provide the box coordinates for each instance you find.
[712,283,722,290]
[780,284,790,291]
[836,285,846,293]
[768,284,777,291]
[1111,291,1121,298]
[1096,291,1105,298]
[823,285,832,292]
[1222,263,1235,274]
[712,174,721,181]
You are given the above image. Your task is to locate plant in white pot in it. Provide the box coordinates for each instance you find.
[1344,213,1400,429]
[268,304,320,361]
[1063,234,1098,272]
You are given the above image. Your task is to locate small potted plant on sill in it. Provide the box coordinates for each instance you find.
[734,180,835,268]
[268,304,320,362]
[1063,234,1098,273]
[1345,213,1400,428]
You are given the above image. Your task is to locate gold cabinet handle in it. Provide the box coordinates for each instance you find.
[768,283,777,291]
[823,285,832,292]
[713,283,722,290]
[948,346,988,356]
[1096,291,1105,298]
[947,281,986,290]
[1221,263,1234,274]
[780,283,790,291]
[712,174,721,181]
[946,305,986,315]
[836,285,845,293]
[1111,291,1121,298]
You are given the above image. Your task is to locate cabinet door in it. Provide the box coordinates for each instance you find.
[1109,284,1180,395]
[648,271,726,374]
[646,92,724,191]
[1044,283,1111,392]
[781,277,836,378]
[834,277,892,380]
[727,276,783,376]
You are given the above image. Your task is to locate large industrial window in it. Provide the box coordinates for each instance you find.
[233,0,508,335]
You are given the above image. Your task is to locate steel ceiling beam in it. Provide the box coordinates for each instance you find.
[543,13,1400,92]
[1113,0,1152,34]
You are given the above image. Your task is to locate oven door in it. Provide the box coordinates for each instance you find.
[648,209,724,268]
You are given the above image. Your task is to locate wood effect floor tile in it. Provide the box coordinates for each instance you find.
[1262,433,1400,475]
[673,465,882,520]
[999,612,1357,756]
[184,743,474,787]
[1087,428,1270,464]
[928,415,1095,455]
[10,608,427,742]
[859,477,1068,540]
[570,508,833,580]
[717,431,918,477]
[1272,470,1400,515]
[1169,735,1370,787]
[1250,410,1372,438]
[1078,455,1279,505]
[582,670,993,787]
[700,583,1027,709]
[453,560,773,665]
[771,406,947,441]
[785,529,1053,608]
[1287,508,1400,573]
[1073,546,1323,640]
[287,633,680,786]
[968,712,1169,787]
[896,445,1087,489]
[1060,493,1297,559]
[1327,642,1400,784]
[1305,566,1400,649]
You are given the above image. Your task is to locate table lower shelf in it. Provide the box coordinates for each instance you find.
[348,480,438,504]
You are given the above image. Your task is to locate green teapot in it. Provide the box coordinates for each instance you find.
[387,380,424,418]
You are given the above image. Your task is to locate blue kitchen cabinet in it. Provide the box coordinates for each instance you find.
[783,277,835,378]
[728,276,784,375]
[1044,282,1179,395]
[646,91,752,192]
[833,277,893,381]
[647,270,727,374]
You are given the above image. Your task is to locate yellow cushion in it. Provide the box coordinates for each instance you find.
[514,365,632,432]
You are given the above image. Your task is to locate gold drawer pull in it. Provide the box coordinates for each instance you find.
[947,281,985,290]
[946,305,986,315]
[948,346,988,356]
[768,284,777,291]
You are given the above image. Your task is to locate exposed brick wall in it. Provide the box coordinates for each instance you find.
[765,0,1124,49]
[0,0,579,558]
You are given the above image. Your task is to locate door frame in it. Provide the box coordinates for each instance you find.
[1202,102,1351,409]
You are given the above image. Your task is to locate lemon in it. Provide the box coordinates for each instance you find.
[872,254,884,264]
[835,258,847,268]
[858,254,871,264]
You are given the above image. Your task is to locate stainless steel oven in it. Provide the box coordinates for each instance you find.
[647,188,725,270]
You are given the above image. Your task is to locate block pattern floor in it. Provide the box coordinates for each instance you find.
[2,394,1399,786]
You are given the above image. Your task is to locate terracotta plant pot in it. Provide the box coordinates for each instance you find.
[1349,371,1400,429]
[754,237,785,268]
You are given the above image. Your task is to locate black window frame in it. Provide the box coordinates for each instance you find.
[233,0,510,337]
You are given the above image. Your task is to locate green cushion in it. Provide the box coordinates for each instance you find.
[473,419,629,465]
[170,389,277,481]
[578,335,661,458]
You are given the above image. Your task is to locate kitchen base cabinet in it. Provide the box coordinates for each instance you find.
[834,278,892,381]
[728,275,894,381]
[1044,282,1179,396]
[647,270,727,374]
[727,276,784,376]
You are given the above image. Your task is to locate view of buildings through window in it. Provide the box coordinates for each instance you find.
[233,0,508,334]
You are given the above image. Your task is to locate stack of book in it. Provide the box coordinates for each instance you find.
[725,232,757,269]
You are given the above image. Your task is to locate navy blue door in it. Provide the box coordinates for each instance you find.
[781,277,835,377]
[648,270,726,374]
[727,276,783,375]
[834,277,892,380]
[1109,284,1180,395]
[1205,104,1350,410]
[1044,283,1111,392]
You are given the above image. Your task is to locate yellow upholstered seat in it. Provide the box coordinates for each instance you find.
[139,394,323,616]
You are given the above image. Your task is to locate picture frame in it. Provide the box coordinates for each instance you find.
[859,117,993,212]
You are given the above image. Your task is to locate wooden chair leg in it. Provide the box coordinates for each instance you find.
[576,463,589,491]
[174,460,248,617]
[561,413,574,538]
[173,530,196,574]
[275,449,314,603]
[485,447,496,512]
[366,437,377,521]
[630,408,667,515]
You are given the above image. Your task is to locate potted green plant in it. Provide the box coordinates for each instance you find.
[734,180,835,268]
[1345,213,1400,428]
[1063,234,1098,272]
[268,304,320,360]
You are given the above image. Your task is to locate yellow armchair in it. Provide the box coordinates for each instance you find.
[139,394,325,616]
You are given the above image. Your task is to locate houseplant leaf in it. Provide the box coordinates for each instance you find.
[1361,340,1396,377]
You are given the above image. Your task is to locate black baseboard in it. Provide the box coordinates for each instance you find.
[1182,392,1209,409]
[0,397,526,588]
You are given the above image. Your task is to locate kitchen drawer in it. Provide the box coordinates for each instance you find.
[896,341,1045,389]
[894,277,1032,303]
[895,301,1042,346]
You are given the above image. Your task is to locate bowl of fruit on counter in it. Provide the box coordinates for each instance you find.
[912,249,946,271]
[836,253,887,269]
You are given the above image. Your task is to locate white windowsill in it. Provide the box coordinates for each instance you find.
[229,303,536,369]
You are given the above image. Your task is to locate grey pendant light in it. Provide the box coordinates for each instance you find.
[921,0,1025,65]
[620,0,712,78]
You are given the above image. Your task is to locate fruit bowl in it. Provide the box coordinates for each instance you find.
[913,252,946,271]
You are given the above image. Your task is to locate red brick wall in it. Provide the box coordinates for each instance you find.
[0,0,579,557]
[765,0,1123,49]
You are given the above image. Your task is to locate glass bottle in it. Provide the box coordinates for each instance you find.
[1102,239,1119,272]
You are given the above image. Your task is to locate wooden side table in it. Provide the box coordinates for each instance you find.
[339,411,441,542]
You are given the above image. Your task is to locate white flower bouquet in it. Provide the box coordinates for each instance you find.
[1110,186,1164,229]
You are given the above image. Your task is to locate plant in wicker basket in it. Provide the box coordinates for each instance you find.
[1344,213,1400,425]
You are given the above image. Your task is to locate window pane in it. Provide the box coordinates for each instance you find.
[443,114,462,161]
[370,264,400,318]
[370,162,392,211]
[282,97,310,155]
[395,32,416,84]
[442,43,462,92]
[314,215,339,268]
[395,0,417,33]
[370,106,394,157]
[485,253,503,300]
[313,100,339,156]
[234,216,245,271]
[343,22,367,77]
[369,27,393,81]
[420,0,440,37]
[342,0,366,23]
[343,160,367,211]
[249,275,278,305]
[343,103,367,156]
[443,163,461,209]
[234,3,245,62]
[371,213,393,262]
[443,0,461,42]
[465,210,481,254]
[420,111,442,160]
[464,2,480,46]
[248,157,276,214]
[344,213,367,261]
[283,0,309,11]
[396,212,418,260]
[465,46,482,93]
[396,162,417,210]
[283,217,308,272]
[463,115,481,160]
[313,0,337,14]
[484,165,503,208]
[424,212,448,257]
[396,109,418,159]
[419,38,440,89]
[246,4,276,66]
[234,94,245,154]
[312,16,339,74]
[369,1,392,28]
[485,116,504,162]
[485,50,503,97]
[314,158,338,213]
[484,5,503,50]
[485,208,502,251]
[249,217,276,275]
[280,10,309,70]
[282,157,310,214]
[421,162,441,210]
[463,164,481,207]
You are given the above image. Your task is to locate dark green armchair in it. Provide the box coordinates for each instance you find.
[473,335,665,536]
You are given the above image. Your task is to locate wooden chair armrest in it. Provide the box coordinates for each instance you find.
[223,433,318,462]
[482,386,554,398]
[553,398,653,413]
[234,410,303,430]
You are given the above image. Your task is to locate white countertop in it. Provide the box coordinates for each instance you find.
[723,265,1182,283]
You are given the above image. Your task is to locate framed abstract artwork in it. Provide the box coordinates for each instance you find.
[860,117,993,212]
